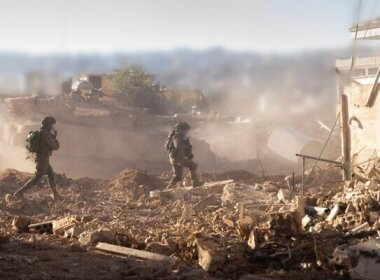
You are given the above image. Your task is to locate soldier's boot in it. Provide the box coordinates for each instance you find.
[190,170,203,188]
[48,173,62,201]
[166,177,181,189]
[13,176,41,198]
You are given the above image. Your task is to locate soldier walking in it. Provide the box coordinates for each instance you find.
[165,122,202,188]
[13,117,62,201]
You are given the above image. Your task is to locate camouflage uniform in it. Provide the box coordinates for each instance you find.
[166,123,201,188]
[14,117,61,199]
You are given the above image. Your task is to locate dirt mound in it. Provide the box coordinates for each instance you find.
[0,169,32,194]
[109,168,165,190]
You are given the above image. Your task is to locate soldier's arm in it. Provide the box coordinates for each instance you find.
[173,138,179,149]
[41,130,60,151]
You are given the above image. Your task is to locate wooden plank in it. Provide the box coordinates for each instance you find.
[366,67,380,107]
[95,242,174,263]
[341,94,352,180]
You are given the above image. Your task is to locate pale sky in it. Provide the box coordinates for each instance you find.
[0,0,378,54]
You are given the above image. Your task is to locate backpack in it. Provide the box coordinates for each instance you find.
[26,130,41,153]
[165,130,176,153]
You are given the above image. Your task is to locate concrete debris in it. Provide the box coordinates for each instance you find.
[180,204,194,222]
[247,229,258,249]
[95,242,175,264]
[28,221,53,234]
[195,238,227,272]
[78,228,115,246]
[326,204,341,222]
[53,216,80,235]
[1,165,380,278]
[349,239,380,280]
[64,226,85,238]
[276,188,288,203]
[12,216,30,232]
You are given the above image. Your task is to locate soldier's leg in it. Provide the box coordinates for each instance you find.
[167,159,183,188]
[13,175,43,197]
[47,164,61,200]
[182,159,201,187]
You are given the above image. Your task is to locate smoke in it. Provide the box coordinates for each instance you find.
[0,100,34,172]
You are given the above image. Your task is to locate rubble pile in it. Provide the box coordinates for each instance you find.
[0,166,379,279]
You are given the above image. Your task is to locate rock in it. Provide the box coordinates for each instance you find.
[276,188,288,203]
[345,202,355,214]
[12,216,31,232]
[247,230,258,250]
[180,204,194,222]
[149,190,161,198]
[348,239,380,280]
[78,228,115,246]
[326,204,341,222]
[80,216,93,223]
[292,196,305,233]
[196,238,227,272]
[268,212,300,236]
[369,212,379,223]
[302,215,312,228]
[64,226,85,238]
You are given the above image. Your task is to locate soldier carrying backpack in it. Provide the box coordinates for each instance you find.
[13,116,62,201]
[165,122,202,189]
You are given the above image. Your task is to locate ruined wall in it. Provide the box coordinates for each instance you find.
[344,83,380,165]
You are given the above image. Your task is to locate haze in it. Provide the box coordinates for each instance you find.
[0,0,371,54]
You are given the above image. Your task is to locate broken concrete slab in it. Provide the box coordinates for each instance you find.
[195,238,227,272]
[179,204,194,222]
[349,239,380,280]
[53,216,80,235]
[78,228,115,246]
[28,221,53,234]
[95,242,174,264]
[326,204,341,223]
[64,226,85,238]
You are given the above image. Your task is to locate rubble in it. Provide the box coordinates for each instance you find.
[96,242,175,264]
[78,228,115,246]
[11,216,30,232]
[0,164,379,279]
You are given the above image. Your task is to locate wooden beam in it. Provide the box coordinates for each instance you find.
[340,94,352,180]
[366,67,380,107]
[95,242,175,263]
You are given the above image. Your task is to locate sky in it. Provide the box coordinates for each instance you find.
[0,0,378,54]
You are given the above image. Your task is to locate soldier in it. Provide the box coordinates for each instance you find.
[165,122,202,188]
[13,117,62,201]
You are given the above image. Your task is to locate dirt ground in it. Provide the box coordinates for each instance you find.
[0,167,376,280]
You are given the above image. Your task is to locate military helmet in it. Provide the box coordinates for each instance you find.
[175,122,191,132]
[42,116,56,129]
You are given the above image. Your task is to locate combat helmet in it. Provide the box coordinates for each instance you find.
[42,116,56,129]
[175,122,191,132]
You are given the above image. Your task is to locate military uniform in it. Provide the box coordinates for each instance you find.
[14,119,61,199]
[166,123,201,188]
